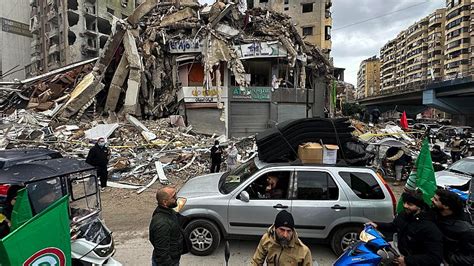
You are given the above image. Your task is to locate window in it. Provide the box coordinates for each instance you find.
[284,7,289,11]
[284,0,289,4]
[295,171,338,200]
[107,7,114,15]
[339,172,385,199]
[302,26,313,36]
[302,3,313,13]
[325,25,332,40]
[260,0,269,3]
[27,178,63,215]
[245,171,291,200]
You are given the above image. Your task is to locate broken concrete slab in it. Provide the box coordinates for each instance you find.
[160,7,196,27]
[126,114,157,142]
[216,23,240,38]
[84,123,119,140]
[105,55,129,112]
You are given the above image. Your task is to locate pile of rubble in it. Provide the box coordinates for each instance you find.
[1,0,332,123]
[0,110,255,190]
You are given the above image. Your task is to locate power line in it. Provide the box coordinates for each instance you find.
[333,1,431,31]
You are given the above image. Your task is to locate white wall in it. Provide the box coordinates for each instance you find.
[0,0,32,80]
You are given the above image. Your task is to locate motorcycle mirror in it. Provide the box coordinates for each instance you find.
[224,241,230,265]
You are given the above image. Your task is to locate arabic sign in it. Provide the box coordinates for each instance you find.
[0,17,32,38]
[168,39,203,53]
[234,42,287,59]
[231,87,271,101]
[179,86,228,103]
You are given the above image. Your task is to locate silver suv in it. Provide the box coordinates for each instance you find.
[177,158,396,256]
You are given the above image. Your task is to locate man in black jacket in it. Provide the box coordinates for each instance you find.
[432,189,474,266]
[210,140,222,173]
[149,187,183,266]
[86,137,110,191]
[368,190,443,266]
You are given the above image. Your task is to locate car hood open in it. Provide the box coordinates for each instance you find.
[178,173,223,197]
[435,170,471,187]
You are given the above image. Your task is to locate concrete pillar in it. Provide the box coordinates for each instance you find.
[312,76,326,118]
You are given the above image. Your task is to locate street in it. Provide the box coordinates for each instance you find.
[113,231,336,265]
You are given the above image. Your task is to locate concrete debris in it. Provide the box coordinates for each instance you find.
[2,0,331,123]
[84,123,120,140]
[1,111,255,189]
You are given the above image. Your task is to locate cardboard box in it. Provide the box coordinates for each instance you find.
[323,144,339,164]
[298,143,323,164]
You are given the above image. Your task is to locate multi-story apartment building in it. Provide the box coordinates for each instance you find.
[357,56,381,97]
[249,0,333,56]
[444,0,470,78]
[380,39,397,91]
[0,0,32,81]
[405,16,429,84]
[379,9,446,93]
[27,0,136,77]
[427,8,446,81]
[395,30,407,88]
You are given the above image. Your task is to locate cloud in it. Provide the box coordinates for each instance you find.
[332,0,445,84]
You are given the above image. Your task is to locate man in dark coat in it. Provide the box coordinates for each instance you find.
[210,140,223,173]
[430,145,449,164]
[432,189,474,266]
[86,137,110,191]
[149,187,183,266]
[368,190,443,266]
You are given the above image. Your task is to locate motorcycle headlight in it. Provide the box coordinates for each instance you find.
[174,197,187,213]
[359,230,376,243]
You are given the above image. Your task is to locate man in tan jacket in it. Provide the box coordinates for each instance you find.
[251,210,313,266]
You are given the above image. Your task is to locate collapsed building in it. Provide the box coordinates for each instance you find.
[1,0,333,138]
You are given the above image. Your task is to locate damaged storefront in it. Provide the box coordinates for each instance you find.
[0,0,332,139]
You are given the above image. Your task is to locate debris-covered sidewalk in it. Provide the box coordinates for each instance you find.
[0,110,255,190]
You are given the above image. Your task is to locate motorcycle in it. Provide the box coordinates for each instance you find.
[334,225,399,266]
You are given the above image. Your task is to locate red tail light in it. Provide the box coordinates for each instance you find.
[0,185,10,196]
[376,172,397,215]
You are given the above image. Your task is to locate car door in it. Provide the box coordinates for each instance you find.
[227,169,294,236]
[290,169,350,239]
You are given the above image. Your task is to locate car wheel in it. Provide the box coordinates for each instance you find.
[330,225,362,256]
[185,219,221,256]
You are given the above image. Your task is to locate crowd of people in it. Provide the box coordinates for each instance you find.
[147,186,473,265]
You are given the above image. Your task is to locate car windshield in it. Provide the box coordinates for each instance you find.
[219,159,259,194]
[448,159,474,176]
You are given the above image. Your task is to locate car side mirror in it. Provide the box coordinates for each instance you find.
[239,191,250,202]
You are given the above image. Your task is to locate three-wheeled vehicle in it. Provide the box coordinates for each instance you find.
[0,157,120,265]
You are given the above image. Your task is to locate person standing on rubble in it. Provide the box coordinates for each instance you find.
[226,142,238,171]
[149,187,184,266]
[86,137,110,191]
[210,140,223,173]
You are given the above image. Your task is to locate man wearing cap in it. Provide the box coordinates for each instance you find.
[367,190,443,266]
[86,137,110,191]
[251,210,312,266]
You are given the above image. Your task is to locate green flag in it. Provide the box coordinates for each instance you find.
[332,80,337,107]
[0,195,71,266]
[10,188,33,231]
[396,138,437,213]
